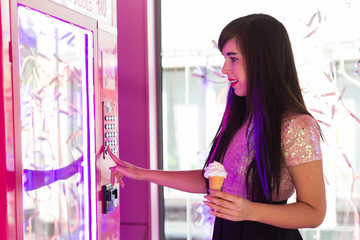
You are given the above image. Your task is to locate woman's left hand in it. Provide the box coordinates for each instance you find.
[203,190,254,221]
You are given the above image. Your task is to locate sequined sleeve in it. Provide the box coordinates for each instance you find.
[282,114,322,166]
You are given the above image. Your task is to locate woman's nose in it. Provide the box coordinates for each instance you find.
[221,60,231,75]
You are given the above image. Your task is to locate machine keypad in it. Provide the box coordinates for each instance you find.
[103,101,118,158]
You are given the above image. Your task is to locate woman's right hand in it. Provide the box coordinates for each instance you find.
[107,146,146,187]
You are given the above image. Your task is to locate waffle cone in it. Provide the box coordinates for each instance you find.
[208,176,225,190]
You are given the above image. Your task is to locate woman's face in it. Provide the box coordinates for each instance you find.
[221,38,247,96]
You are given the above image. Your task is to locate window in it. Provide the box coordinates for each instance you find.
[160,1,360,239]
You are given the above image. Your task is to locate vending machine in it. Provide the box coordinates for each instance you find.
[0,0,120,239]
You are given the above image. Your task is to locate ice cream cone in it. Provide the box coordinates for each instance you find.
[209,176,225,191]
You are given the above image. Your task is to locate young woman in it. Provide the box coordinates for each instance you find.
[108,13,326,240]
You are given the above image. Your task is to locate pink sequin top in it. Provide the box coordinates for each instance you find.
[221,114,322,202]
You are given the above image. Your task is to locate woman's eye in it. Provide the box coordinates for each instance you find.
[231,57,238,62]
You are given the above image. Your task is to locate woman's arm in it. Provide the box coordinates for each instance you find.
[252,160,326,228]
[108,147,207,194]
[204,160,326,228]
[139,169,207,194]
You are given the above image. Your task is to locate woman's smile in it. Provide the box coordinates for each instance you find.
[229,79,238,87]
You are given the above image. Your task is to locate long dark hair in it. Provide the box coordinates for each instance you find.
[203,14,313,202]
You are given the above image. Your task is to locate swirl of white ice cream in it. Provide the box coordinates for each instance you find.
[204,162,227,178]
